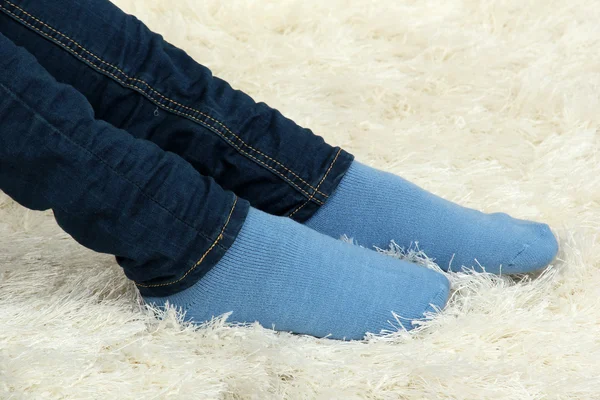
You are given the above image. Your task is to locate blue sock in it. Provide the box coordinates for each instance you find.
[143,207,450,340]
[305,161,558,274]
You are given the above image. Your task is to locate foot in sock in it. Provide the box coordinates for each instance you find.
[143,207,450,340]
[305,161,559,274]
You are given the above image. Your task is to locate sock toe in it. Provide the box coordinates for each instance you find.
[429,276,451,312]
[369,266,450,335]
[505,223,559,274]
[416,271,450,318]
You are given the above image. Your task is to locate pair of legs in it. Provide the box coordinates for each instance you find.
[0,0,558,340]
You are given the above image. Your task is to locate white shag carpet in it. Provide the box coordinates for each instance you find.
[2,0,600,398]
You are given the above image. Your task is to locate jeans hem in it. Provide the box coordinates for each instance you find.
[287,148,355,223]
[134,195,250,298]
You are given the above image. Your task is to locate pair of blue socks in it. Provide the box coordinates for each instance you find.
[144,161,558,340]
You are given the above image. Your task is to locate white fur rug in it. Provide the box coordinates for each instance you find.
[2,0,600,398]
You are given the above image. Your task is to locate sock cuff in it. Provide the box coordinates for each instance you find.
[313,161,376,211]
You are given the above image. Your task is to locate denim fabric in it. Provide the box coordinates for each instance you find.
[0,0,354,222]
[0,31,249,297]
[0,0,354,297]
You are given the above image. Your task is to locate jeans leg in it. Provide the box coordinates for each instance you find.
[0,0,355,223]
[0,32,249,297]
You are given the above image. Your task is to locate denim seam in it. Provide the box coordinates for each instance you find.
[0,81,220,249]
[288,148,342,218]
[135,196,238,288]
[0,0,329,204]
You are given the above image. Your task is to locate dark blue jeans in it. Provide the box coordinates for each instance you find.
[0,0,354,297]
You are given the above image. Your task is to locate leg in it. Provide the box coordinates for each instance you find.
[0,33,450,340]
[0,0,557,274]
[0,31,248,298]
[0,0,352,223]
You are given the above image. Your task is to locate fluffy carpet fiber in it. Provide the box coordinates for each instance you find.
[2,0,600,398]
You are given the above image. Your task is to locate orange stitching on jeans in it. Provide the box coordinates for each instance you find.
[4,0,128,76]
[288,148,342,218]
[128,76,328,199]
[135,197,238,288]
[0,3,324,205]
[3,0,328,199]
